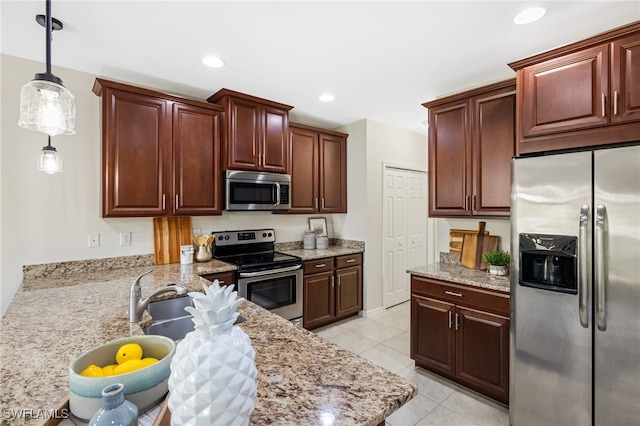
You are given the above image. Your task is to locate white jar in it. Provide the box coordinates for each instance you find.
[180,245,194,265]
[303,231,316,249]
[316,235,329,250]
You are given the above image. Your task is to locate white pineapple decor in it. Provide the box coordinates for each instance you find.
[168,280,257,425]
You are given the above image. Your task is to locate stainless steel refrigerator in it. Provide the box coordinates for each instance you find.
[510,145,640,425]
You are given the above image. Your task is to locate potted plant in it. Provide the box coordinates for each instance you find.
[482,250,511,276]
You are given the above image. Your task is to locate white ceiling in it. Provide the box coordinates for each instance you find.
[2,1,639,135]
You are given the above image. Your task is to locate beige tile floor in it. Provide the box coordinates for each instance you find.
[313,301,510,426]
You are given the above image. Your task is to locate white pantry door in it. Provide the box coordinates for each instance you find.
[383,167,427,308]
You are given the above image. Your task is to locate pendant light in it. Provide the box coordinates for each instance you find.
[18,0,75,136]
[37,136,63,175]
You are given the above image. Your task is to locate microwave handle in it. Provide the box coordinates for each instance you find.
[274,182,281,207]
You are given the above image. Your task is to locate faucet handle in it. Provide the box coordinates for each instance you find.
[131,269,153,294]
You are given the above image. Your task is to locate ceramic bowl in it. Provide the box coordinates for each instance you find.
[68,335,175,421]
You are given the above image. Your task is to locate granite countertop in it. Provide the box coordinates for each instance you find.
[1,247,416,425]
[407,254,510,293]
[276,238,365,261]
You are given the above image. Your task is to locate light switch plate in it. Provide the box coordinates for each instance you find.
[89,233,100,248]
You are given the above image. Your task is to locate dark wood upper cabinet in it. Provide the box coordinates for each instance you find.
[93,78,223,218]
[289,123,348,214]
[509,21,640,154]
[207,89,293,173]
[423,80,515,218]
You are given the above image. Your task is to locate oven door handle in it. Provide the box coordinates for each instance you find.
[238,264,302,278]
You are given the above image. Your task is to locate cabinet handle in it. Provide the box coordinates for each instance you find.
[445,291,463,297]
[337,276,341,286]
[602,93,606,117]
[218,280,225,284]
[175,194,179,210]
[316,263,326,268]
[346,259,356,263]
[455,313,460,330]
[315,198,319,210]
[162,194,166,210]
[448,311,453,329]
[465,195,470,211]
[472,195,477,211]
[322,198,325,209]
[331,276,335,287]
[614,91,619,116]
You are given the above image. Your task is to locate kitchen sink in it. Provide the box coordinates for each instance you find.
[143,296,245,341]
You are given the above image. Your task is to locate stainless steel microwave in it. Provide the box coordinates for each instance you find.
[224,170,291,211]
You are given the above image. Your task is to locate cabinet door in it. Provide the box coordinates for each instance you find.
[428,101,470,216]
[261,105,289,173]
[200,271,236,287]
[335,265,362,317]
[319,133,347,213]
[303,271,335,329]
[611,33,640,124]
[102,89,167,217]
[521,44,609,137]
[289,127,319,213]
[410,295,456,376]
[226,97,260,170]
[456,306,509,403]
[471,87,515,216]
[172,102,222,216]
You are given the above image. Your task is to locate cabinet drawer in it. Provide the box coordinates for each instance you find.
[336,253,362,269]
[304,258,334,274]
[200,271,236,287]
[411,276,509,316]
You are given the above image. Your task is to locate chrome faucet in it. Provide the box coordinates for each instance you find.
[129,269,188,322]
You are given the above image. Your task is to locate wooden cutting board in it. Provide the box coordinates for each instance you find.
[461,221,486,269]
[449,229,489,254]
[153,217,192,265]
[478,235,500,270]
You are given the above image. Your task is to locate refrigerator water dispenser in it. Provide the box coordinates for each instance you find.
[519,234,577,294]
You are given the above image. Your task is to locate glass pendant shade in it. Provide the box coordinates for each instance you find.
[19,78,76,136]
[37,140,63,174]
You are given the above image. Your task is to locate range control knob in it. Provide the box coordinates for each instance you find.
[218,236,223,241]
[224,235,230,240]
[262,232,267,238]
[268,232,273,237]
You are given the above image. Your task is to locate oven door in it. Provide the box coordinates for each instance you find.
[237,264,303,321]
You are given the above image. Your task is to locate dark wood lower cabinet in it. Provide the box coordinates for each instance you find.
[410,275,510,404]
[303,253,363,330]
[200,271,236,288]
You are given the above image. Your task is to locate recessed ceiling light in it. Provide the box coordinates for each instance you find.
[202,56,224,68]
[319,93,335,102]
[513,7,547,25]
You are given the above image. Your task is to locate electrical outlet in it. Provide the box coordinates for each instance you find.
[120,232,131,246]
[89,233,100,248]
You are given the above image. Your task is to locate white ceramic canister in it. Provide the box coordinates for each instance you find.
[316,235,329,250]
[303,231,316,249]
[180,245,194,265]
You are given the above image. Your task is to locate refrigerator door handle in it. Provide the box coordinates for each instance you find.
[595,204,607,331]
[578,205,590,328]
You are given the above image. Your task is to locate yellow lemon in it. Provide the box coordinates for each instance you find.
[102,364,118,376]
[141,357,158,366]
[116,343,143,365]
[114,359,147,375]
[80,364,104,377]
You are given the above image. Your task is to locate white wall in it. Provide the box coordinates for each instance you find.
[336,120,428,312]
[435,217,511,255]
[0,54,339,316]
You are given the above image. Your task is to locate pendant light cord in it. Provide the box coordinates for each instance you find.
[45,0,52,76]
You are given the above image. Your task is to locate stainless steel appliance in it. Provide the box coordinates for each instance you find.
[510,145,640,425]
[224,170,291,211]
[213,229,302,323]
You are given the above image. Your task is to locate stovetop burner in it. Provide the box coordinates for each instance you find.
[212,229,302,272]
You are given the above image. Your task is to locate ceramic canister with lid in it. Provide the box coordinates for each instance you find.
[180,245,194,265]
[303,230,316,249]
[316,235,329,250]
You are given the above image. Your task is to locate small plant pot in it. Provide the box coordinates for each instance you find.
[489,265,508,276]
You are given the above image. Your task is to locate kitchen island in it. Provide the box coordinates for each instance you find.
[1,255,416,425]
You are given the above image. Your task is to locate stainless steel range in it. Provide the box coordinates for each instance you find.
[212,229,303,323]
